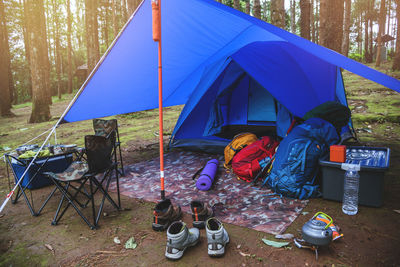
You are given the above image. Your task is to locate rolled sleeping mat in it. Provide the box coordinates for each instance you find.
[195,159,219,191]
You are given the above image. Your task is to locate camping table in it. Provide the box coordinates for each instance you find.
[4,147,84,216]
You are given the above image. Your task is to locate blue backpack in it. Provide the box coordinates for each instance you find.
[262,118,339,199]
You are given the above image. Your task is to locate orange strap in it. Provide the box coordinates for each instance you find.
[194,207,199,221]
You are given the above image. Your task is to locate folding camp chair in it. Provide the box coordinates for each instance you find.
[93,119,124,176]
[45,135,121,229]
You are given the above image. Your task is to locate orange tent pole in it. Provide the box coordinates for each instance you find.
[152,0,165,199]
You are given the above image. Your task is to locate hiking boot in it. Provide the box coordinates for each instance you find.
[165,221,200,260]
[206,217,230,257]
[152,199,182,231]
[190,200,214,229]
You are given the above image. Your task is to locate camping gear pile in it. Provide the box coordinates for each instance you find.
[219,101,351,200]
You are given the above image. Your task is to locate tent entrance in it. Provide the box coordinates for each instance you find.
[203,61,280,140]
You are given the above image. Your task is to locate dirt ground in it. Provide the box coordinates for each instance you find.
[1,96,400,266]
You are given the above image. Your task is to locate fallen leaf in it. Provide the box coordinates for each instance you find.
[113,237,121,244]
[239,251,251,257]
[261,238,290,248]
[125,237,137,249]
[44,244,55,254]
[0,214,4,218]
[237,244,241,249]
[394,210,400,214]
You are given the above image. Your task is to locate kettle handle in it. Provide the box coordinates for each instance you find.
[312,212,333,229]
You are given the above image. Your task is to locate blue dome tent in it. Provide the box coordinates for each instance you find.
[60,0,400,151]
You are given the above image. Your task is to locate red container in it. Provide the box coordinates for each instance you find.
[330,145,346,163]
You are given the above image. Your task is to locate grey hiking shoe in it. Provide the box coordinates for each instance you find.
[190,200,214,229]
[152,199,182,231]
[206,217,229,257]
[165,221,200,260]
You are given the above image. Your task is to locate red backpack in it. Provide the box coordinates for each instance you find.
[231,136,279,182]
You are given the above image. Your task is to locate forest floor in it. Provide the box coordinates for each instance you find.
[0,62,400,266]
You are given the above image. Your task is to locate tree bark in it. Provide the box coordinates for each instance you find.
[364,10,371,62]
[0,0,12,116]
[290,0,296,33]
[320,0,344,53]
[392,0,400,69]
[311,0,316,42]
[234,0,240,11]
[253,0,261,19]
[342,0,351,56]
[271,0,285,29]
[245,0,250,14]
[52,0,62,99]
[315,0,319,44]
[25,0,51,123]
[112,0,118,38]
[300,0,311,40]
[127,0,140,15]
[85,0,100,73]
[376,0,386,66]
[1,0,15,106]
[67,0,73,94]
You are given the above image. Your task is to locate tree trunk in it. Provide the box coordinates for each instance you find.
[245,0,250,14]
[364,10,371,62]
[127,0,140,15]
[67,0,73,94]
[290,0,296,33]
[1,1,15,106]
[369,1,374,62]
[104,2,110,48]
[253,0,261,19]
[271,0,285,29]
[25,0,51,123]
[21,0,32,99]
[376,0,386,66]
[0,0,12,116]
[52,0,62,99]
[342,0,351,56]
[234,0,240,11]
[311,0,316,42]
[122,0,128,22]
[392,0,400,69]
[320,0,344,53]
[315,0,319,44]
[300,0,311,40]
[85,0,100,73]
[112,0,118,38]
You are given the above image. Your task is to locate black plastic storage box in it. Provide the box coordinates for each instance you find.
[319,146,390,207]
[11,154,73,189]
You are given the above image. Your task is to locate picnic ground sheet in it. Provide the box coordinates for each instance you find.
[110,150,308,235]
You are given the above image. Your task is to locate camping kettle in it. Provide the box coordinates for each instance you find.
[301,212,333,246]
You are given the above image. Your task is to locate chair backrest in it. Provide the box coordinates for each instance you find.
[93,119,117,140]
[85,135,114,174]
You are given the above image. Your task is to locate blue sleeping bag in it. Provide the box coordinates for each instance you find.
[262,118,339,199]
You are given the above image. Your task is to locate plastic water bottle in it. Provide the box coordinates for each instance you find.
[341,163,360,215]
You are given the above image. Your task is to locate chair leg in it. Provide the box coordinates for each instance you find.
[51,179,96,229]
[115,165,121,209]
[92,174,120,226]
[89,178,97,228]
[53,178,91,224]
[118,144,125,176]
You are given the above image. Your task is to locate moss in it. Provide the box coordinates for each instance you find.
[0,242,49,266]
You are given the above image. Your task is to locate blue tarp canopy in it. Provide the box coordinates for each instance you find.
[62,0,400,124]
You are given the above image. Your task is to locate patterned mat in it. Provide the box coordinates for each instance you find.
[110,151,308,235]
